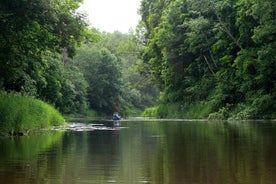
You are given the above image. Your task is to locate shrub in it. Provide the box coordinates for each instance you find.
[142,107,158,117]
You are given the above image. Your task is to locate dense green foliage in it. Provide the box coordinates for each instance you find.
[0,0,157,118]
[0,0,89,114]
[1,0,274,120]
[139,0,276,119]
[73,31,159,116]
[0,91,64,134]
[75,45,122,114]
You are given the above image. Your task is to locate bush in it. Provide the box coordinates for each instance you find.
[142,107,158,117]
[0,91,65,134]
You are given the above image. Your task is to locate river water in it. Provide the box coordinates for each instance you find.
[0,119,275,184]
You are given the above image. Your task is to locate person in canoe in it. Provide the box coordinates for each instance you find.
[112,105,121,120]
[113,112,121,120]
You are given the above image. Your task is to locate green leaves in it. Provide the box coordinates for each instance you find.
[139,0,275,119]
[0,0,93,115]
[74,44,122,114]
[0,0,87,92]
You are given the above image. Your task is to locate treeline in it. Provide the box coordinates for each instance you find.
[138,0,275,119]
[0,0,158,116]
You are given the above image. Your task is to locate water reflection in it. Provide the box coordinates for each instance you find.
[0,120,275,183]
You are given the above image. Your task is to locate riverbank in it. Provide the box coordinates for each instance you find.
[0,91,65,136]
[142,101,276,120]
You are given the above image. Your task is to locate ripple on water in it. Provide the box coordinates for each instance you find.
[52,123,127,132]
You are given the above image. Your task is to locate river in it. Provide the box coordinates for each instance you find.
[0,119,275,184]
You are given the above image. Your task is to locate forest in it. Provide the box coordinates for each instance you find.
[0,0,158,122]
[139,0,275,119]
[0,0,275,122]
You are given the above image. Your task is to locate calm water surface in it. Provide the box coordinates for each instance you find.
[0,120,275,184]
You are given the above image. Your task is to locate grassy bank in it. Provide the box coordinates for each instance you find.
[142,100,276,120]
[142,102,211,119]
[0,91,65,135]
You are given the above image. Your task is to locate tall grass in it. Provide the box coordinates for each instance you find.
[142,102,212,119]
[0,91,64,134]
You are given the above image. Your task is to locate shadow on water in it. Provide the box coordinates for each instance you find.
[0,119,275,184]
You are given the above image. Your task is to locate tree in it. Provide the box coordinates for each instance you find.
[233,0,276,118]
[138,0,275,118]
[75,45,122,114]
[0,0,87,97]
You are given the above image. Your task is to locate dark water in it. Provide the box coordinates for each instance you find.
[0,120,275,184]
